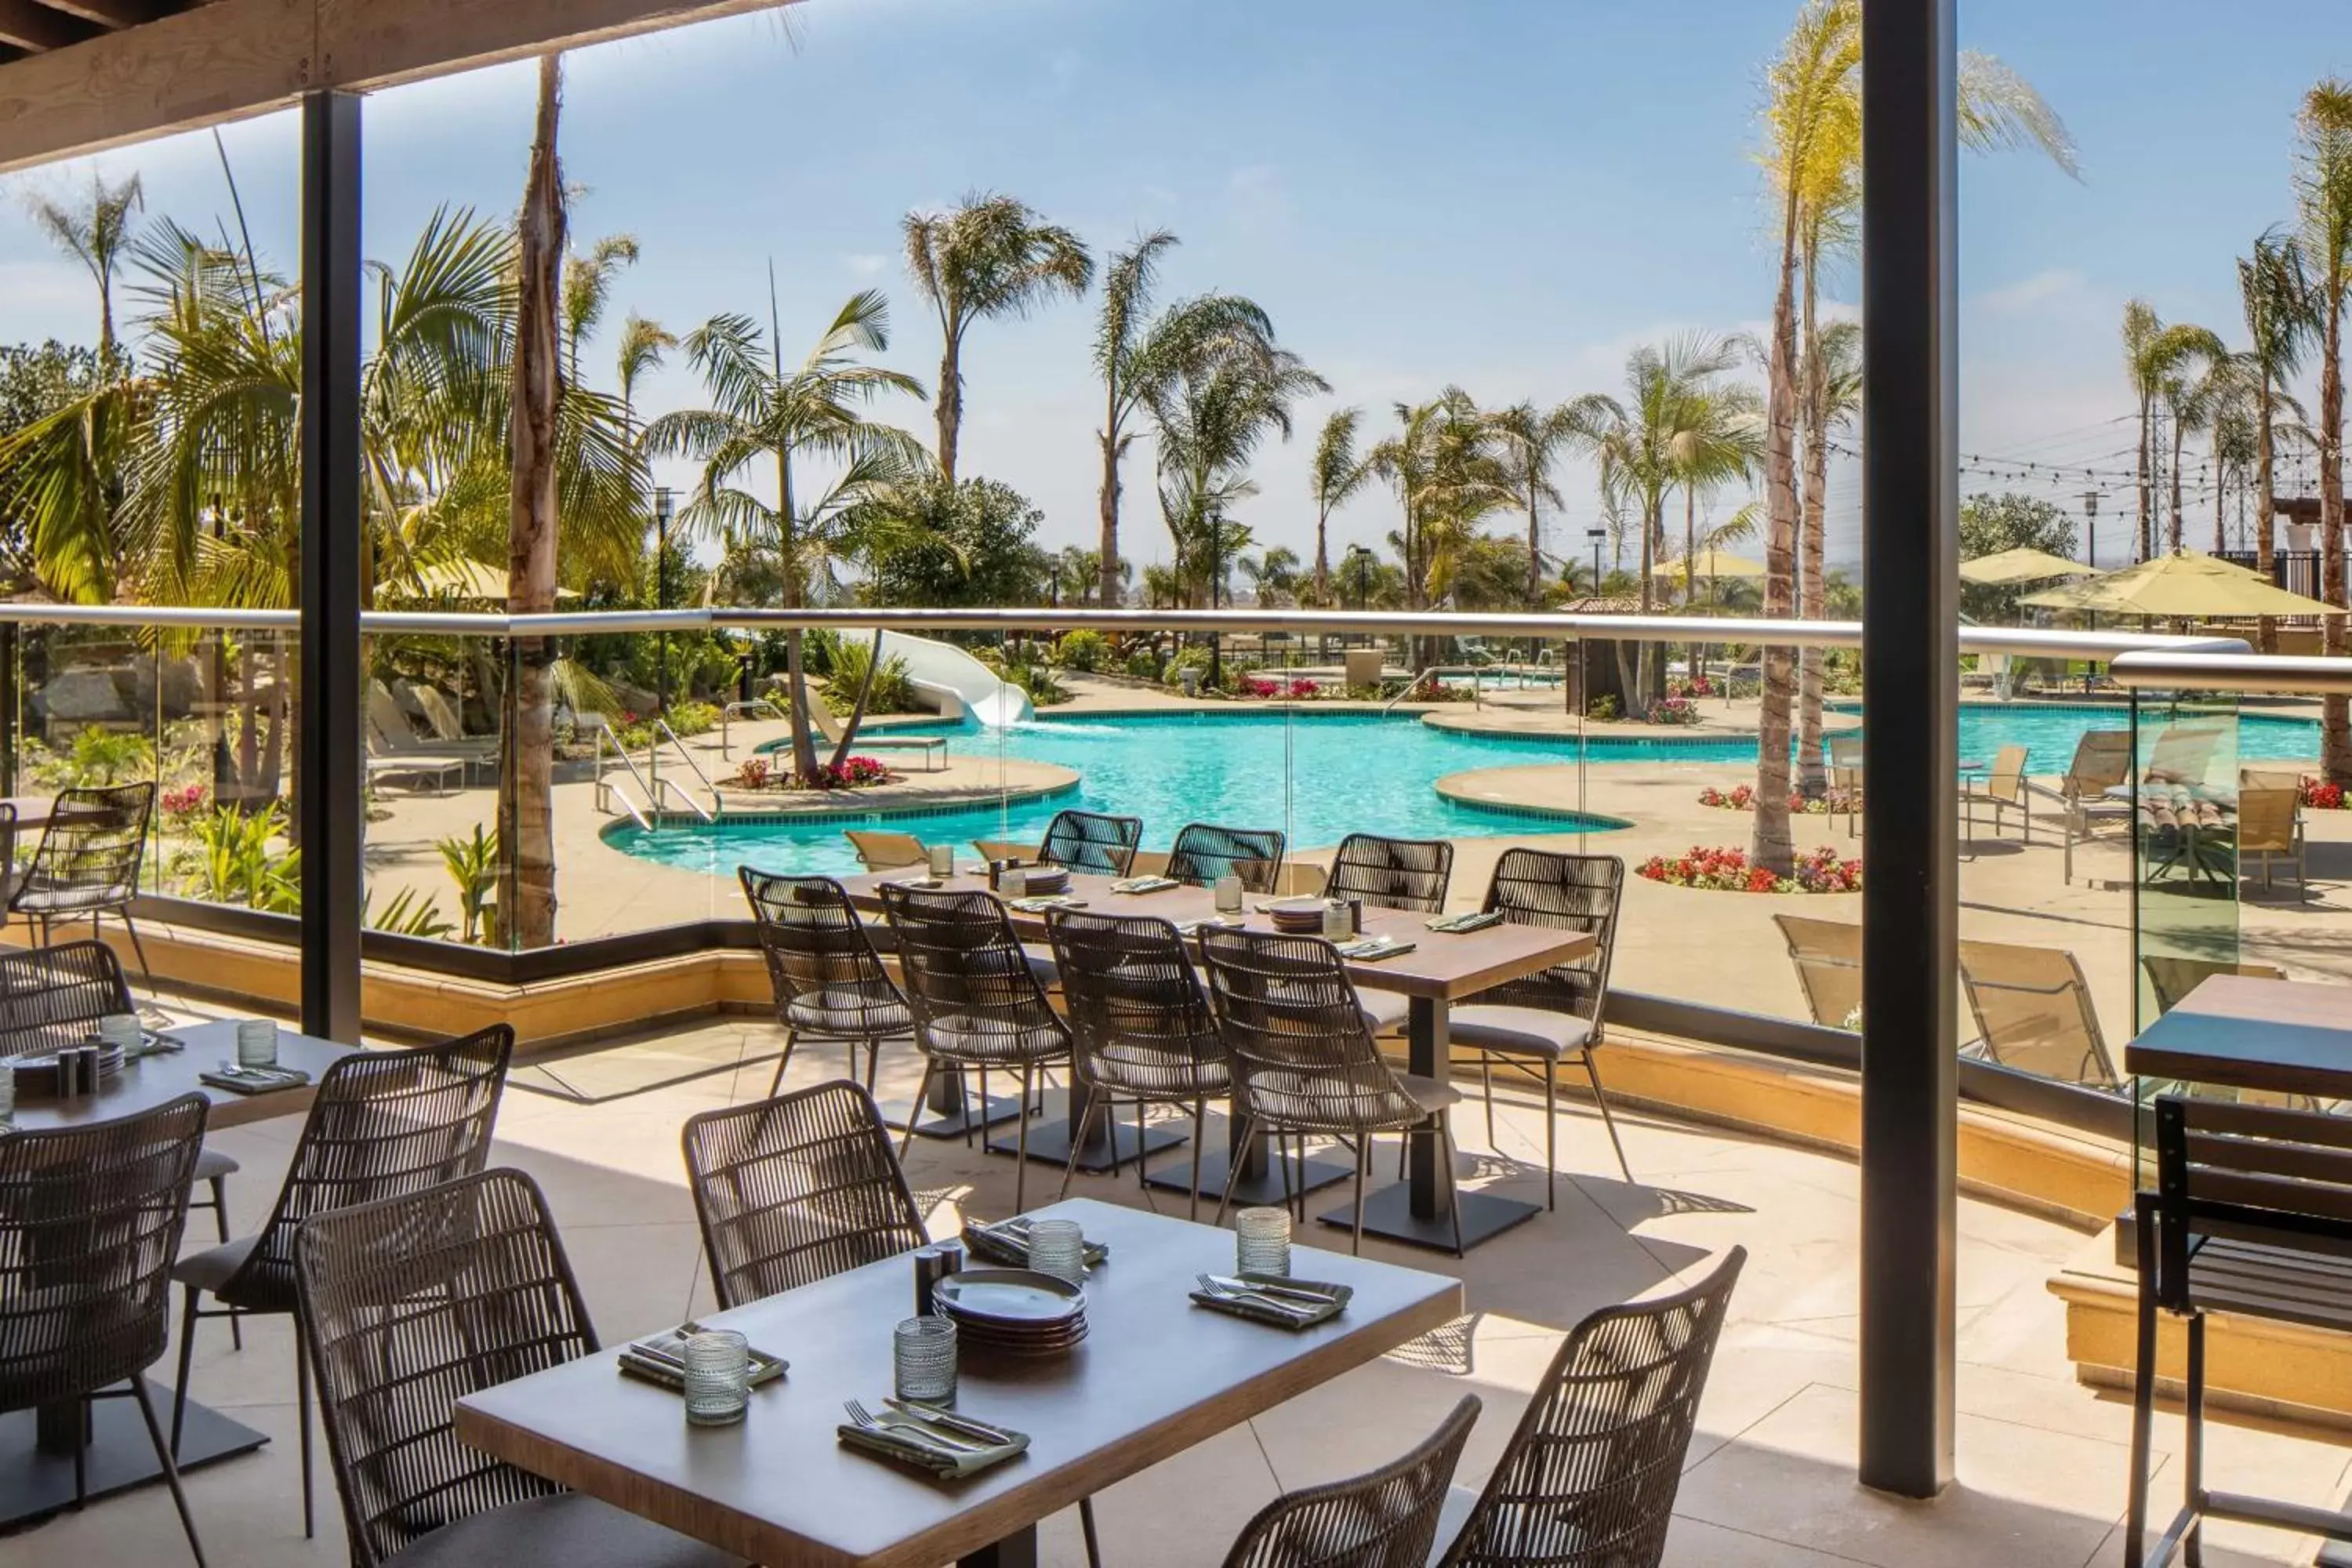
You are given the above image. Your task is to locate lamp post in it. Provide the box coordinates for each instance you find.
[1586,528,1606,597]
[653,486,674,717]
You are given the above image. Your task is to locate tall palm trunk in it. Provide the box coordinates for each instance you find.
[2257,376,2278,652]
[2322,269,2350,784]
[1313,509,1332,604]
[2212,452,2228,554]
[1752,190,1802,877]
[2168,417,2187,553]
[776,443,822,782]
[505,55,566,949]
[2136,395,2154,561]
[1524,479,1543,606]
[1795,238,1830,797]
[826,630,885,773]
[935,336,962,481]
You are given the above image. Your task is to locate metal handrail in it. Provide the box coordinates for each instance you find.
[651,719,720,821]
[589,719,652,830]
[2110,650,2352,697]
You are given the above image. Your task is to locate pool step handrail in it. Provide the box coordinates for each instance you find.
[1381,664,1490,716]
[588,716,654,831]
[651,717,721,822]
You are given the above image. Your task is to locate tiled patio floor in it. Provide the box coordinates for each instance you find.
[7,1005,2350,1568]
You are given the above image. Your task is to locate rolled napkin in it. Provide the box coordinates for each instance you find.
[963,1214,1110,1270]
[837,1400,1029,1479]
[619,1322,788,1392]
[1425,909,1504,934]
[1109,876,1180,895]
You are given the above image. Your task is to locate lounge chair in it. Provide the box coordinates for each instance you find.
[2140,956,2287,1016]
[366,679,493,785]
[1773,913,1862,1029]
[2142,718,2227,791]
[2235,786,2309,895]
[844,829,927,872]
[1957,938,2118,1089]
[1825,733,1864,834]
[806,699,949,771]
[1961,743,2033,846]
[2033,730,2132,883]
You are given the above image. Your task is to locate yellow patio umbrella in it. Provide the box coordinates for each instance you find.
[404,558,579,601]
[2018,550,2347,619]
[1650,548,1766,581]
[1958,547,2098,586]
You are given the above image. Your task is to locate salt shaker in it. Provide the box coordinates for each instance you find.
[914,1244,954,1316]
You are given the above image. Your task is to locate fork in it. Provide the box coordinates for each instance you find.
[1196,1272,1314,1317]
[844,1399,986,1450]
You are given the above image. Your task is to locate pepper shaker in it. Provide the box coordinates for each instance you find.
[913,1244,953,1316]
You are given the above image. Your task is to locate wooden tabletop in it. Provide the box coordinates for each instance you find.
[0,796,55,831]
[2123,975,2352,1099]
[836,868,1593,1004]
[456,1196,1464,1568]
[9,1019,360,1132]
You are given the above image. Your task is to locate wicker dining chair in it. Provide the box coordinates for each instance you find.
[682,1080,928,1307]
[879,884,1074,1214]
[1167,822,1288,894]
[739,869,914,1096]
[1450,850,1632,1204]
[1326,832,1454,915]
[169,1022,514,1537]
[9,782,158,992]
[0,941,241,1247]
[1039,809,1145,877]
[0,1094,211,1566]
[1430,1247,1747,1568]
[1045,908,1232,1218]
[1198,925,1466,1255]
[1219,1395,1482,1568]
[295,1168,743,1568]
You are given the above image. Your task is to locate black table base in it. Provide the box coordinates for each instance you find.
[960,1523,1036,1567]
[1144,1112,1353,1207]
[988,1091,1188,1174]
[1317,1182,1540,1253]
[880,1069,1026,1141]
[0,1383,265,1526]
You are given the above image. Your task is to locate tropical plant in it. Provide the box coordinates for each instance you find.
[23,171,144,364]
[2158,328,2233,554]
[1308,407,1373,603]
[1239,545,1302,606]
[861,471,1040,611]
[1369,390,1512,666]
[2238,231,2318,648]
[1753,0,2074,873]
[1090,230,1280,609]
[437,822,500,946]
[367,885,457,940]
[68,724,154,783]
[180,803,299,912]
[2298,78,2352,783]
[902,192,1092,481]
[643,292,925,781]
[1054,629,1109,672]
[2122,303,2225,560]
[821,640,918,717]
[1793,316,1860,791]
[1486,401,1580,606]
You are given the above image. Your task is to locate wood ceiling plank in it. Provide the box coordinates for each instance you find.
[34,0,172,30]
[0,0,100,51]
[316,0,797,93]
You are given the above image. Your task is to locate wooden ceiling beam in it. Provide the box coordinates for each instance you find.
[34,0,173,28]
[0,0,800,172]
[0,0,100,52]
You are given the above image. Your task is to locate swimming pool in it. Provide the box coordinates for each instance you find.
[605,704,2321,880]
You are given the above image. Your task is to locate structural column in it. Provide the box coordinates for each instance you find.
[1858,0,1958,1497]
[298,91,365,1044]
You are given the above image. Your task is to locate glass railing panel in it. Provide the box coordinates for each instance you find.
[2130,689,2243,1033]
[358,627,502,949]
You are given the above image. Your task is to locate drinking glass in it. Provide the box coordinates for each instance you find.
[1321,899,1352,940]
[1027,1218,1086,1284]
[0,1061,14,1123]
[1214,874,1244,915]
[1000,866,1029,900]
[894,1316,958,1404]
[928,843,955,878]
[98,1012,140,1052]
[681,1330,751,1426]
[236,1018,278,1069]
[1235,1207,1292,1277]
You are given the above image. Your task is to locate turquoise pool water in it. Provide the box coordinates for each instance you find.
[608,704,2321,880]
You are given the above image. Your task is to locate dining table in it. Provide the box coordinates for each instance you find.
[837,866,1595,1253]
[0,1018,362,1526]
[456,1196,1464,1568]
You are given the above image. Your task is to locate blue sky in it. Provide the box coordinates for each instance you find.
[2,0,2347,576]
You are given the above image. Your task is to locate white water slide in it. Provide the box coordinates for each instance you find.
[852,628,1033,726]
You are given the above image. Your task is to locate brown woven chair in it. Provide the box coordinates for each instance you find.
[682,1080,928,1308]
[10,782,157,993]
[1327,832,1454,915]
[880,884,1074,1214]
[1199,925,1465,1255]
[1431,1247,1747,1568]
[1167,822,1288,893]
[1045,908,1232,1217]
[295,1167,742,1568]
[1451,850,1631,1204]
[169,1022,514,1537]
[739,869,913,1096]
[0,1094,211,1565]
[1039,809,1145,877]
[1221,1394,1482,1568]
[0,941,241,1247]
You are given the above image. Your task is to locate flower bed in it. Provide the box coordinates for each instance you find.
[1638,844,1864,894]
[1648,695,1700,726]
[728,756,890,792]
[1698,782,1862,815]
[2303,778,2348,811]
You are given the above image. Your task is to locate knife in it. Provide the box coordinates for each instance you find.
[1205,1275,1330,1307]
[885,1399,1013,1447]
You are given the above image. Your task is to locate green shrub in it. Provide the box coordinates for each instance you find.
[1586,695,1622,722]
[823,640,920,715]
[1054,630,1109,673]
[70,726,154,784]
[664,699,722,737]
[1007,659,1070,706]
[1163,647,1210,688]
[179,804,299,913]
[437,823,499,946]
[1124,649,1163,681]
[366,886,456,940]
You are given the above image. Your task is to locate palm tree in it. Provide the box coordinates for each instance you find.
[643,292,925,780]
[1795,317,1859,793]
[24,171,145,364]
[1486,401,1578,607]
[2298,79,2352,784]
[1091,230,1278,609]
[2123,304,2222,561]
[1370,390,1511,666]
[1308,406,1371,603]
[1240,544,1301,606]
[1754,0,2073,873]
[561,233,640,387]
[2238,231,2317,648]
[903,192,1092,481]
[2156,328,2230,554]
